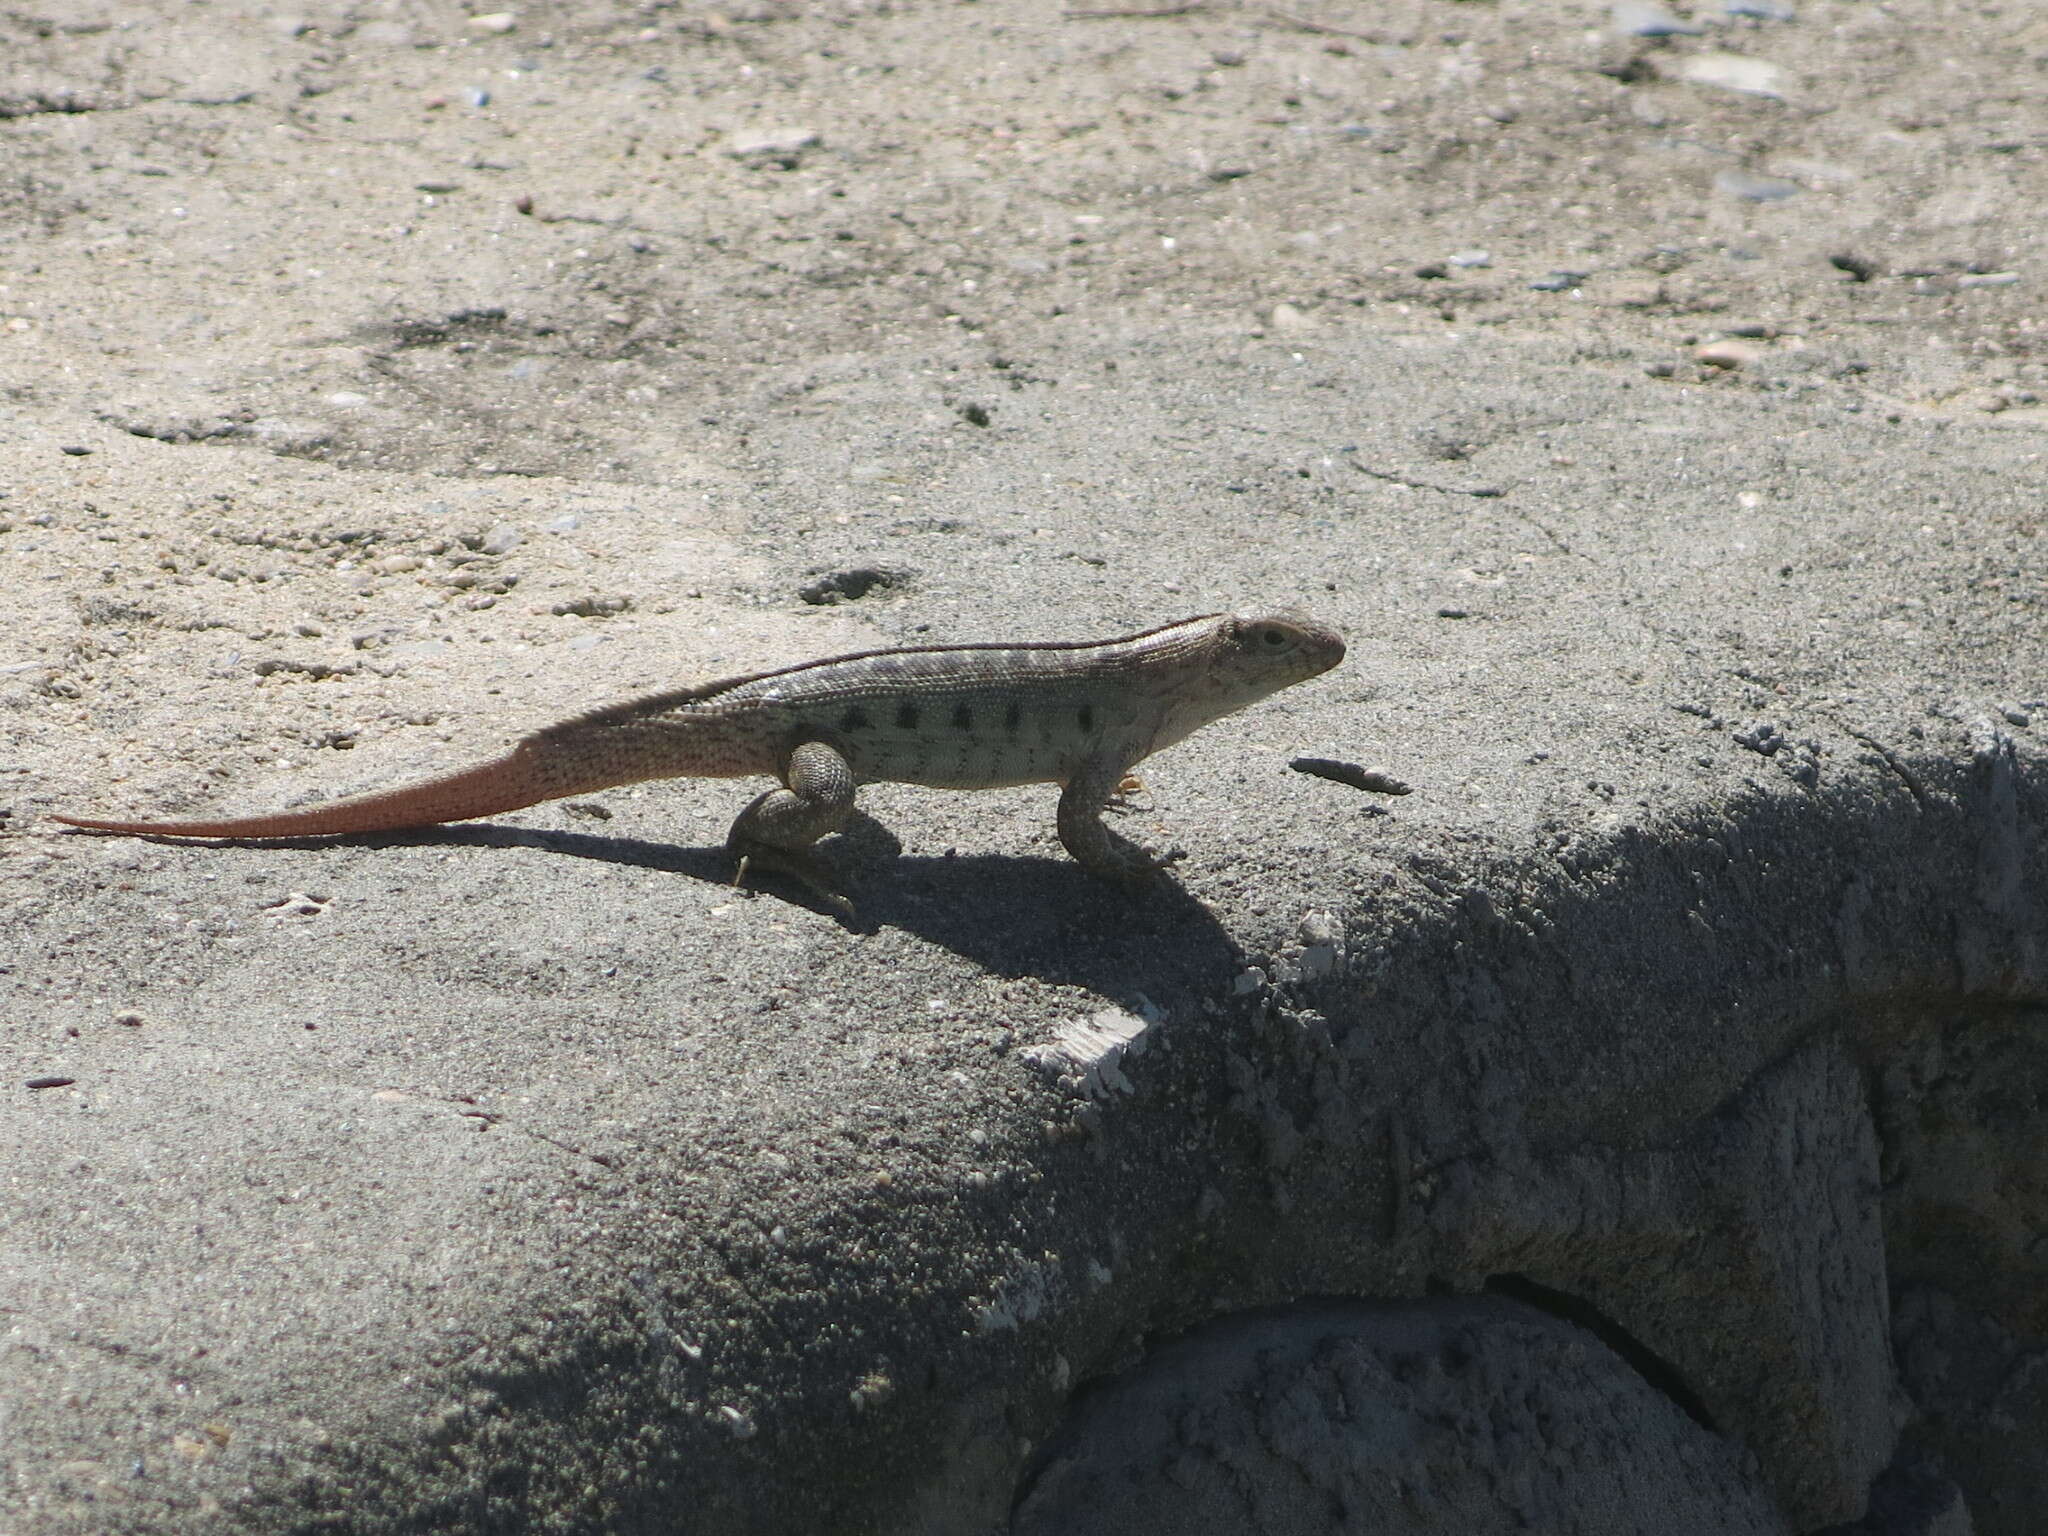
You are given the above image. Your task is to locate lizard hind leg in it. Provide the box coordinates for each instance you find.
[727,737,859,910]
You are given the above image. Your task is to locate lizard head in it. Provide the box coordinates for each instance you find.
[1210,611,1347,694]
[1142,611,1345,756]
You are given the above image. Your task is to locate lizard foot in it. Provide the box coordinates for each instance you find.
[1082,841,1187,883]
[1101,774,1152,817]
[729,839,856,918]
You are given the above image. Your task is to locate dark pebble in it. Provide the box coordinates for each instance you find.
[798,566,912,605]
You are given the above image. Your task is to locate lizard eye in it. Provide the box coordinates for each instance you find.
[1259,626,1289,647]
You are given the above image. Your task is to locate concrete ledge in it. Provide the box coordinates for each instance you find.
[13,723,2042,1533]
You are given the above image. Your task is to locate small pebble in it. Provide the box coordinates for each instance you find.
[1696,339,1763,370]
[27,1075,76,1090]
[1715,169,1799,203]
[1681,53,1790,99]
[798,566,908,606]
[1449,248,1491,268]
[1723,0,1795,18]
[1733,720,1784,755]
[478,521,522,556]
[61,445,93,456]
[1956,271,2019,289]
[551,593,632,617]
[1612,1,1703,36]
[726,127,821,161]
[1268,302,1315,331]
[1997,703,2031,728]
[1529,270,1589,292]
[1933,381,2000,411]
[467,11,517,34]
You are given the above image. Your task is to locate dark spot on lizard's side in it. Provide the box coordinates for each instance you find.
[895,701,920,731]
[840,706,871,732]
[951,702,974,732]
[1076,703,1095,736]
[1004,700,1022,734]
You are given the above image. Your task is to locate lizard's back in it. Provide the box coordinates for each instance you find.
[603,631,1193,791]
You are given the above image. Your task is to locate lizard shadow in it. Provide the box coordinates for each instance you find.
[393,816,1244,994]
[844,851,1241,994]
[81,813,1242,991]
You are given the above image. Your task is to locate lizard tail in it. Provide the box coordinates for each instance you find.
[51,743,560,840]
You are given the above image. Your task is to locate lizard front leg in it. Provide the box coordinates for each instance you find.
[727,738,857,909]
[1057,758,1186,881]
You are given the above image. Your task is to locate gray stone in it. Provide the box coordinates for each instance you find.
[1017,1298,1790,1536]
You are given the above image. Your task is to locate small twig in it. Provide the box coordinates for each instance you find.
[1063,2,1207,16]
[1263,8,1383,41]
[1291,758,1411,796]
[1351,460,1506,499]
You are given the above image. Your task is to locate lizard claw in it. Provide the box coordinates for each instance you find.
[1121,844,1186,878]
[1086,839,1186,883]
[1102,774,1154,817]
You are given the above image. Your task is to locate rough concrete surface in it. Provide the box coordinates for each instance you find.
[1,1,2044,1533]
[1012,1297,1793,1536]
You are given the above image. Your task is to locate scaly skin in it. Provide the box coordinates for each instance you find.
[54,612,1345,894]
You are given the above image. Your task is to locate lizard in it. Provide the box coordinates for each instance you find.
[52,611,1345,902]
